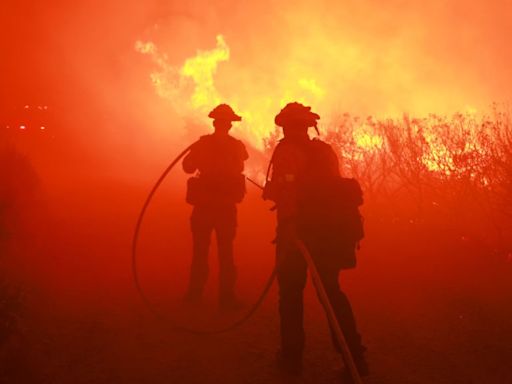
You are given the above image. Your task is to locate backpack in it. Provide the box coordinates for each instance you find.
[296,140,365,269]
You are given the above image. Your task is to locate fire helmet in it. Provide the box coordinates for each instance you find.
[208,104,242,122]
[274,102,320,128]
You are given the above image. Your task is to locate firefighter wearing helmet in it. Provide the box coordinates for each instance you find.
[182,104,248,310]
[263,102,368,377]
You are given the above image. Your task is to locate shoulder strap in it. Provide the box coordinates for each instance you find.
[265,147,277,183]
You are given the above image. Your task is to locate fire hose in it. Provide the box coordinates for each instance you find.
[131,144,277,335]
[131,145,363,382]
[295,240,363,383]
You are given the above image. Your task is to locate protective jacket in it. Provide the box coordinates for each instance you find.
[264,137,363,269]
[183,133,249,206]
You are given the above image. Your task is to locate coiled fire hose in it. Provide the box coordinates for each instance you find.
[131,144,277,335]
[131,145,363,382]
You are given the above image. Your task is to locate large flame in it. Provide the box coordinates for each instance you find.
[136,34,508,182]
[180,35,230,110]
[135,35,326,150]
[135,36,230,116]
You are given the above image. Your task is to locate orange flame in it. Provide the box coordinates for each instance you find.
[135,35,327,149]
[136,35,507,185]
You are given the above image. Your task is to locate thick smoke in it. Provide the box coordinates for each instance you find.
[3,0,511,173]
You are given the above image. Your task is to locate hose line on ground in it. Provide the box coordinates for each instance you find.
[131,144,277,335]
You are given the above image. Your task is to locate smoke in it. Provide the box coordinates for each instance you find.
[1,5,511,381]
[3,0,511,169]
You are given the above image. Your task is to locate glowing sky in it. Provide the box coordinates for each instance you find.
[2,0,511,159]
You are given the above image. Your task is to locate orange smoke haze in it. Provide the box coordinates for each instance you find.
[133,0,512,151]
[2,5,512,383]
[2,0,512,175]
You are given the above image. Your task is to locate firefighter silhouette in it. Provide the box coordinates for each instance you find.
[183,104,248,310]
[263,102,367,376]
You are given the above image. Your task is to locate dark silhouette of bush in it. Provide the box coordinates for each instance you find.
[264,106,512,257]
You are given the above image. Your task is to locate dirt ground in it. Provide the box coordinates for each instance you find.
[3,177,512,384]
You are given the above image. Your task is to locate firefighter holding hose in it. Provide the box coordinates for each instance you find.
[263,102,367,378]
[182,104,248,310]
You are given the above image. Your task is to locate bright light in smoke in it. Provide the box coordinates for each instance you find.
[298,78,325,99]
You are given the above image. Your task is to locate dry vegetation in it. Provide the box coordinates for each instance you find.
[266,105,512,258]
